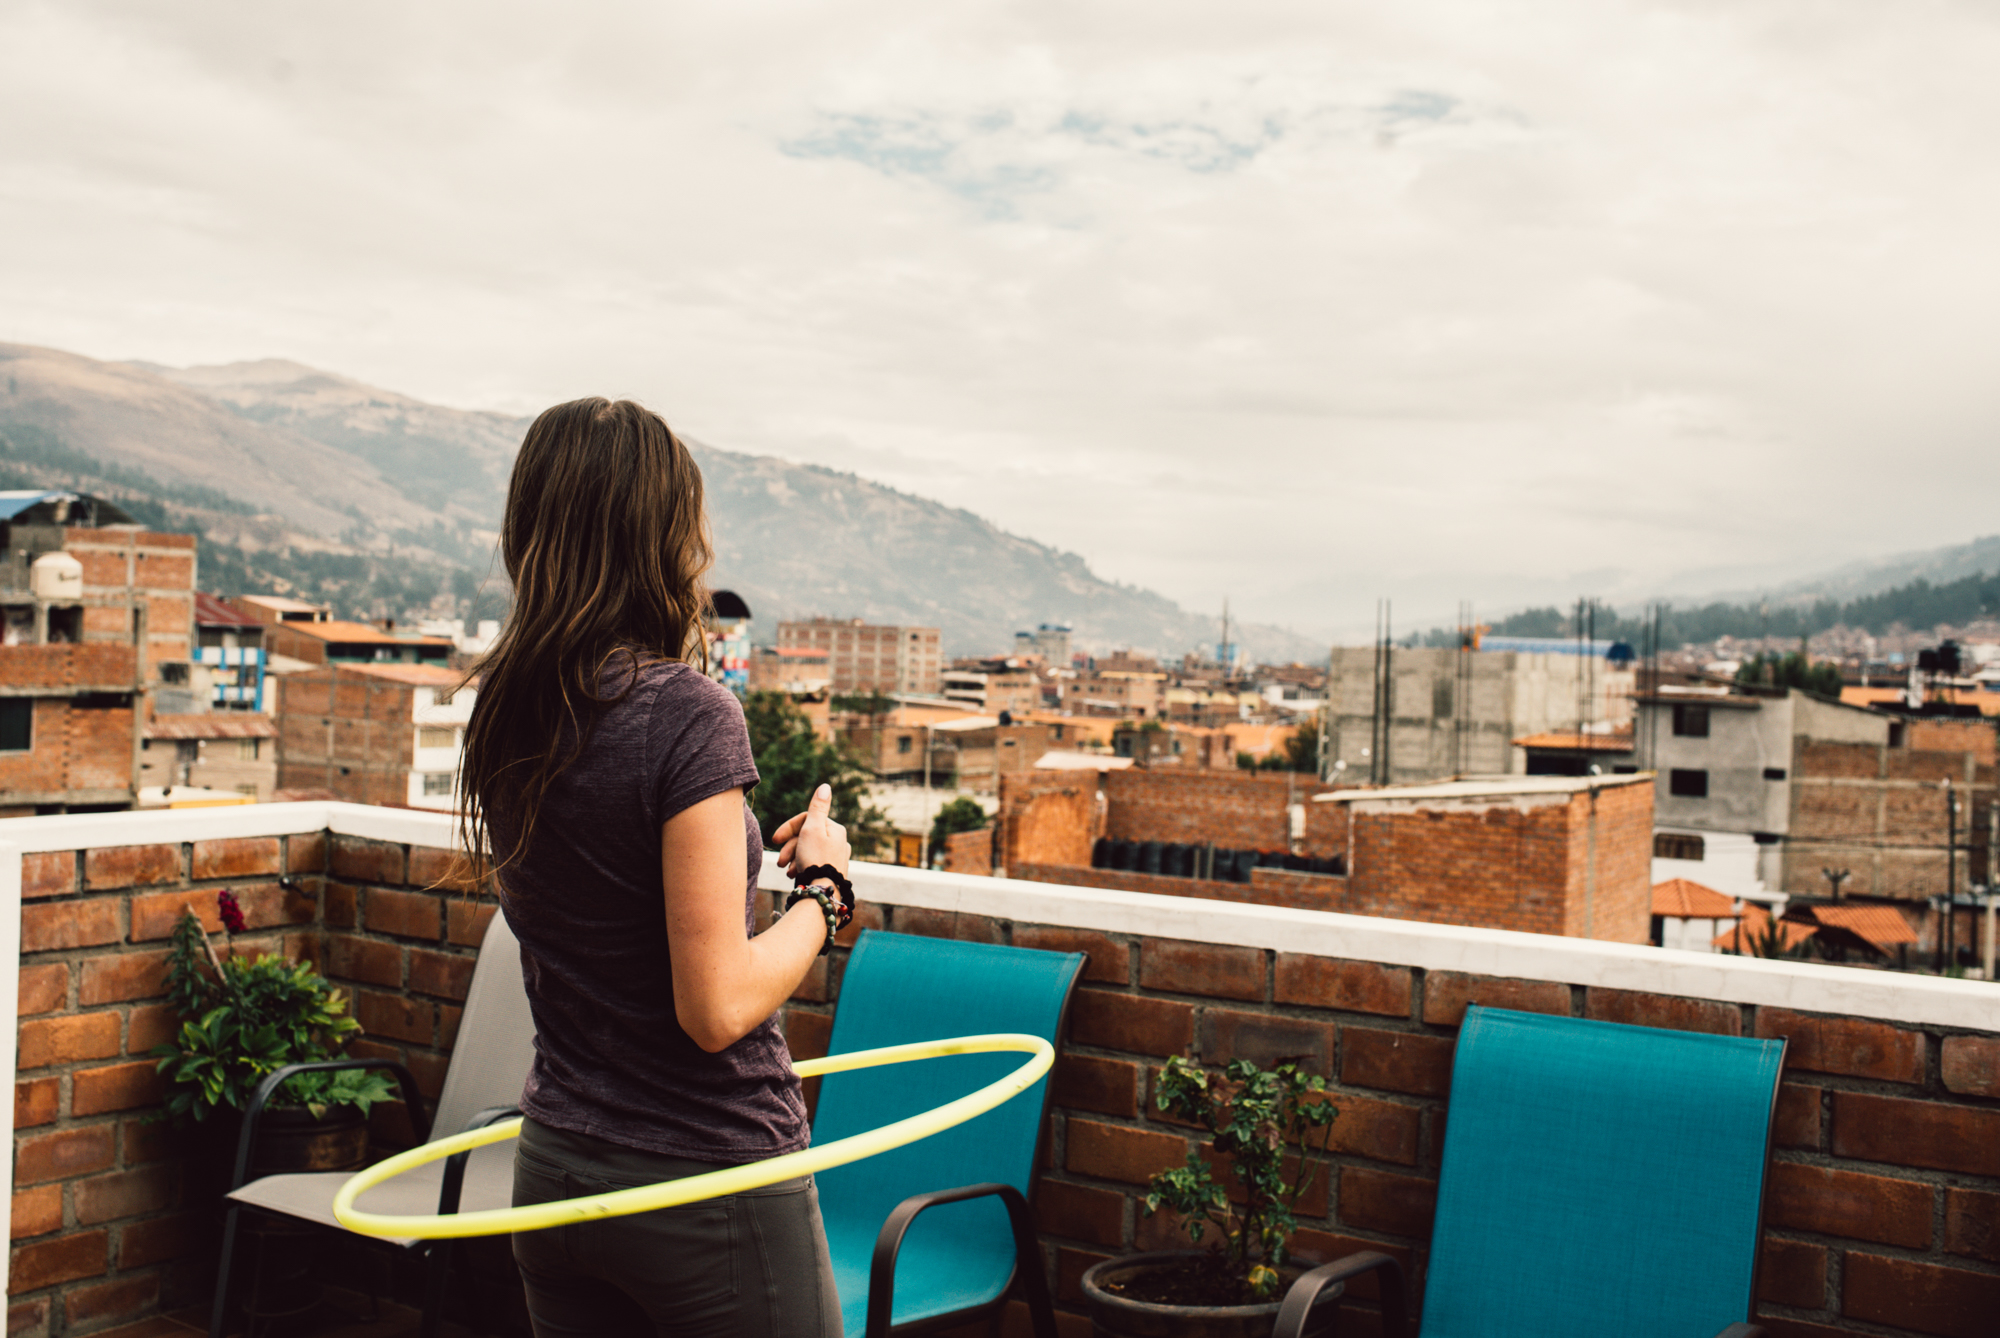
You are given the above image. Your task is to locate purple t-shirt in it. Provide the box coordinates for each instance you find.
[490,659,806,1161]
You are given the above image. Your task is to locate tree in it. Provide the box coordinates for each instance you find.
[743,692,892,856]
[830,691,895,717]
[1253,718,1323,773]
[1735,652,1844,699]
[927,796,990,864]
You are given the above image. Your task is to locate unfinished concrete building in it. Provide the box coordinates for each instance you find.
[1321,645,1635,786]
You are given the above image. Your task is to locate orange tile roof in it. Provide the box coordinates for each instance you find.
[1512,729,1635,752]
[284,620,454,647]
[1713,905,1814,954]
[336,663,468,686]
[1794,903,1918,949]
[146,713,279,740]
[1653,878,1738,919]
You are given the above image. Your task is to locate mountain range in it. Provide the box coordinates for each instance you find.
[0,341,1319,660]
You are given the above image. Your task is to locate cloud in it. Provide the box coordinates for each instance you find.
[4,1,2000,640]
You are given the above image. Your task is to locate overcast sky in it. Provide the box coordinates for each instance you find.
[5,1,1999,640]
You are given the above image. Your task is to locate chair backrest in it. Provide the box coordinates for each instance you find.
[1419,1006,1785,1338]
[431,907,538,1139]
[812,932,1083,1309]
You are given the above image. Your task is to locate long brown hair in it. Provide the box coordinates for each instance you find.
[458,397,713,875]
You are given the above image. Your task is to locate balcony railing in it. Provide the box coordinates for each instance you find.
[5,802,1997,1336]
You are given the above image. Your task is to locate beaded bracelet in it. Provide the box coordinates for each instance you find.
[785,884,845,956]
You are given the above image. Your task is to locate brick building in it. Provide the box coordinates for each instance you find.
[0,646,143,817]
[776,619,941,696]
[274,664,474,810]
[137,714,280,803]
[997,769,1654,942]
[3,493,200,814]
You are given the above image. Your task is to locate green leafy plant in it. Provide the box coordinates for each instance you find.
[1145,1054,1338,1302]
[152,901,393,1123]
[744,690,892,855]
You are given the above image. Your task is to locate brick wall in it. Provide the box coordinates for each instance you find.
[941,828,994,877]
[12,823,2000,1337]
[997,777,1102,870]
[7,831,488,1337]
[1787,742,1997,941]
[1017,778,1652,943]
[783,897,2000,1338]
[274,672,418,807]
[1099,769,1347,857]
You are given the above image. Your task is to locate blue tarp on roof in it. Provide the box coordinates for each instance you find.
[1483,636,1637,663]
[0,490,67,520]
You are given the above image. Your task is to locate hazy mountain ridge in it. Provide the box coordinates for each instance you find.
[1,341,1318,660]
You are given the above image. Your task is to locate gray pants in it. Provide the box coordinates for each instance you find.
[512,1117,842,1338]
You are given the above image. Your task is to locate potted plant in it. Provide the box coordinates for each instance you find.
[1082,1054,1338,1338]
[154,891,396,1180]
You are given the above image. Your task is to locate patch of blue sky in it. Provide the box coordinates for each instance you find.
[1380,89,1459,126]
[1055,111,1281,174]
[779,111,1055,220]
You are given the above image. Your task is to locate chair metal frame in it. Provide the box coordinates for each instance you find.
[1272,1011,1787,1338]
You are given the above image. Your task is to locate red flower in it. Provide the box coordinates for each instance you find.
[217,889,246,935]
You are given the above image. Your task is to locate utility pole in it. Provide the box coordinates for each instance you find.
[919,723,933,867]
[1941,779,1958,974]
[1822,868,1850,901]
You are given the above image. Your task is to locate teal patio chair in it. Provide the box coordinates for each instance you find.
[1275,1006,1786,1338]
[812,930,1084,1338]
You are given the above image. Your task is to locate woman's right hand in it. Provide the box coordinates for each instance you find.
[772,783,851,880]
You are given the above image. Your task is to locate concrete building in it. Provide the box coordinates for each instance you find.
[1322,645,1636,786]
[776,619,942,696]
[193,592,267,711]
[274,663,474,810]
[1634,686,1892,898]
[941,660,1045,717]
[1013,622,1072,667]
[138,713,279,801]
[747,645,831,696]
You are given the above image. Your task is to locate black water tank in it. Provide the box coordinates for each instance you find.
[1231,849,1257,883]
[1140,841,1164,875]
[1109,839,1135,871]
[1091,838,1111,869]
[1169,844,1195,878]
[1283,853,1309,871]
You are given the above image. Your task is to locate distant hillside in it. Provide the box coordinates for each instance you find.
[1,342,1320,661]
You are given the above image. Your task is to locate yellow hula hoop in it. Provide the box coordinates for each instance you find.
[331,1033,1054,1241]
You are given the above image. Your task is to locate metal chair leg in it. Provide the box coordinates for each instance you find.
[209,1202,243,1338]
[420,1240,454,1338]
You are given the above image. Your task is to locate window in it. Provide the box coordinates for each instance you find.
[435,687,455,707]
[1668,769,1709,798]
[423,772,454,796]
[237,739,261,761]
[234,784,258,796]
[897,735,913,754]
[1671,704,1710,737]
[1653,832,1705,861]
[0,699,31,752]
[1763,767,1787,781]
[419,727,458,749]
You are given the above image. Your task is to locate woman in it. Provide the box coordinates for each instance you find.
[459,397,851,1337]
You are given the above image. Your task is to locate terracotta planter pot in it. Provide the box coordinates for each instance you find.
[1080,1251,1304,1338]
[247,1104,370,1176]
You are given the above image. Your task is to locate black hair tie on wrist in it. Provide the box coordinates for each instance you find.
[787,865,856,955]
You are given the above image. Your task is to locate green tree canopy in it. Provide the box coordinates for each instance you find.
[927,796,990,862]
[1735,652,1844,698]
[743,691,892,856]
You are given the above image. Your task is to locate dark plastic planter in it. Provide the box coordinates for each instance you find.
[1080,1251,1329,1338]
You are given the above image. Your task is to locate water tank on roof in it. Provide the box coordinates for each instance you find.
[30,552,83,600]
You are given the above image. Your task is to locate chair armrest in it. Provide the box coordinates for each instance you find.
[1273,1252,1408,1338]
[1715,1326,1765,1337]
[229,1058,429,1193]
[867,1183,1055,1338]
[437,1105,521,1216]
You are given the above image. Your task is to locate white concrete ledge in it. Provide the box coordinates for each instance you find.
[763,856,2000,1033]
[3,806,1992,1035]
